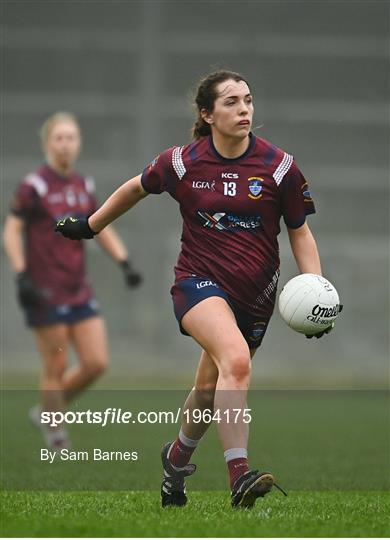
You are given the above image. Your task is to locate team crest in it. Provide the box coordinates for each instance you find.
[248,177,264,199]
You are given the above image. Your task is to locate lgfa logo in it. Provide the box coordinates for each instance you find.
[196,280,217,289]
[192,180,216,191]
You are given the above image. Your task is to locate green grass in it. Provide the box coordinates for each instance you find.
[2,391,388,491]
[1,390,389,536]
[1,490,389,537]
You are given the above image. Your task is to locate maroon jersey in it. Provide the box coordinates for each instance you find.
[11,164,97,306]
[141,134,316,317]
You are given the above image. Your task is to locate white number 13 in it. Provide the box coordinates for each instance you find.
[223,182,236,196]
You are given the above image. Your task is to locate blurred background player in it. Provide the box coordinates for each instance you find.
[3,111,142,450]
[55,71,339,507]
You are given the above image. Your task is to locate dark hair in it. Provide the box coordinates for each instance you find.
[191,70,250,140]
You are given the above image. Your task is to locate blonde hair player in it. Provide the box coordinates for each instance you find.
[4,111,142,450]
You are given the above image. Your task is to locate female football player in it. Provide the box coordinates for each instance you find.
[3,111,142,450]
[55,71,336,507]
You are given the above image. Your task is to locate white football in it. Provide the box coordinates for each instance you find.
[278,274,341,335]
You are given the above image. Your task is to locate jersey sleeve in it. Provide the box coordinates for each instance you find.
[10,181,40,220]
[140,147,180,195]
[280,160,316,229]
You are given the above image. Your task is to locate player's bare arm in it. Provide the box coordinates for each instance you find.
[3,215,26,273]
[287,222,322,275]
[89,174,147,233]
[95,225,128,262]
[4,213,46,308]
[95,224,143,288]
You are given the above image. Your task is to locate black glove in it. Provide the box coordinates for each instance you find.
[306,304,343,339]
[16,272,43,308]
[119,260,143,288]
[55,217,96,240]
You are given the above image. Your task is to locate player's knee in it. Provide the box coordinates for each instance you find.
[221,352,251,382]
[84,354,108,378]
[230,356,251,382]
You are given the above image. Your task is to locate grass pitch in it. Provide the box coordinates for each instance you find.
[1,390,388,536]
[1,490,389,537]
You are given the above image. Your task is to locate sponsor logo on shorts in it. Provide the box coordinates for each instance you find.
[248,177,264,199]
[249,322,266,342]
[196,280,218,289]
[192,180,216,191]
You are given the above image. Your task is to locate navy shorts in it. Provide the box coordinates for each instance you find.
[24,299,100,328]
[171,277,270,349]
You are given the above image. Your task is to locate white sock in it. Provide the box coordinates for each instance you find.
[44,428,68,447]
[224,448,248,463]
[178,428,201,448]
[166,430,201,472]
